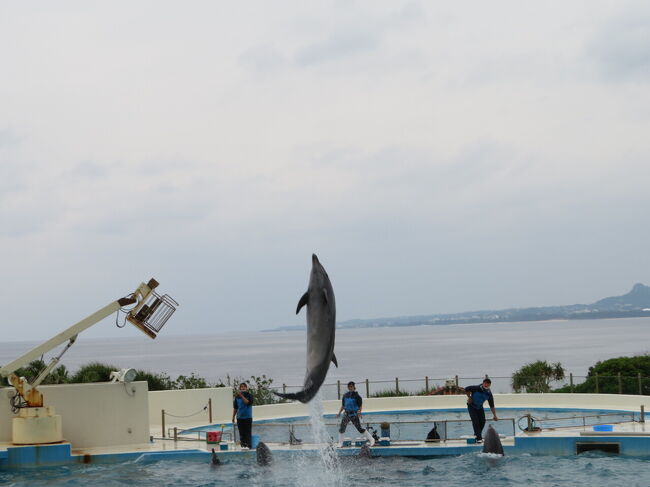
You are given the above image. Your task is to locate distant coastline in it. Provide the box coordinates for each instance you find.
[266,283,650,332]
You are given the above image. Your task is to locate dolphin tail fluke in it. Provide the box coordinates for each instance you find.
[332,353,338,368]
[273,389,313,403]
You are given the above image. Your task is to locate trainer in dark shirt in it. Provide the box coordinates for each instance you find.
[464,378,498,442]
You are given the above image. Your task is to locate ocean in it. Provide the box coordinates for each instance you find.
[1,317,649,395]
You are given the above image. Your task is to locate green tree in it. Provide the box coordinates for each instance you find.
[70,362,118,383]
[222,374,284,405]
[13,360,70,384]
[512,360,565,393]
[173,373,209,390]
[555,355,650,394]
[133,370,175,391]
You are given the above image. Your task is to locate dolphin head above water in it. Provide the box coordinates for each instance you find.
[358,444,373,458]
[210,448,221,467]
[256,441,273,466]
[482,425,504,456]
[273,254,337,403]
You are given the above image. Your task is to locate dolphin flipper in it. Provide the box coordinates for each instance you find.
[332,353,338,368]
[296,292,309,314]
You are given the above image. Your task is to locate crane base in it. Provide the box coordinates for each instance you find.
[12,406,63,445]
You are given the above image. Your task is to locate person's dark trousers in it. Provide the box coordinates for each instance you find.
[339,412,366,434]
[467,406,486,440]
[237,418,253,448]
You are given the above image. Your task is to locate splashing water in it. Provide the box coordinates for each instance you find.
[297,391,343,486]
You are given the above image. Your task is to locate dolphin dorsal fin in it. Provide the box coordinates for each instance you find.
[322,287,329,304]
[332,353,338,368]
[296,292,309,314]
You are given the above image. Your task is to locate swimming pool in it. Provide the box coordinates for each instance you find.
[195,408,638,444]
[1,407,646,485]
[2,448,650,487]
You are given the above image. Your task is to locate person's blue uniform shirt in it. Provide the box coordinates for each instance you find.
[465,384,494,410]
[233,391,254,419]
[342,391,362,415]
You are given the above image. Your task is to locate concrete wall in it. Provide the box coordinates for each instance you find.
[0,381,150,449]
[148,387,233,428]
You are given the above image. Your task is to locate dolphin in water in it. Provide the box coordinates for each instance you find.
[210,448,221,467]
[274,254,337,403]
[358,444,373,458]
[256,441,273,466]
[482,425,504,456]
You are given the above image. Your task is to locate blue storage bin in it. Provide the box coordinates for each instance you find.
[593,424,613,432]
[251,435,260,448]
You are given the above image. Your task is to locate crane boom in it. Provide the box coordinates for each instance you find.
[0,297,134,379]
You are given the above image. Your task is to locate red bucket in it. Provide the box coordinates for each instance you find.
[207,431,222,443]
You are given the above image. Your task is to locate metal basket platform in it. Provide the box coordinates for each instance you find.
[127,291,179,338]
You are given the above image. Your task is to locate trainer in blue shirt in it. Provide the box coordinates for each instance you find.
[464,378,498,443]
[232,382,254,449]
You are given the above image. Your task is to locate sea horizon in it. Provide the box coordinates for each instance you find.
[2,316,649,396]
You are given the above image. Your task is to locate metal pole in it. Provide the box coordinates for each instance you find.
[639,373,643,396]
[337,380,341,400]
[283,383,287,394]
[595,373,599,394]
[641,405,645,423]
[162,410,166,438]
[395,377,399,394]
[425,376,429,391]
[173,427,178,442]
[570,373,574,393]
[365,378,370,398]
[455,375,459,388]
[526,414,533,431]
[209,398,212,423]
[618,372,622,394]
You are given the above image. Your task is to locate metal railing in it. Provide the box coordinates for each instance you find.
[265,373,650,401]
[182,417,517,444]
[518,411,639,432]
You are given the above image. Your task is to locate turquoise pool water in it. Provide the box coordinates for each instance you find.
[3,451,650,487]
[1,408,644,486]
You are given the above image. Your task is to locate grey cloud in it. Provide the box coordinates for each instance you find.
[0,128,20,148]
[293,2,425,67]
[294,29,379,67]
[590,10,650,81]
[64,161,109,181]
[239,44,286,73]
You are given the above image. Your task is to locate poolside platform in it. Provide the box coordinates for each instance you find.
[5,418,650,468]
[4,390,650,468]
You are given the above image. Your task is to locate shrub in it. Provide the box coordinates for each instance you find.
[69,362,119,383]
[512,360,565,393]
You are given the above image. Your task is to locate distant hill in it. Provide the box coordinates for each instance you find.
[266,283,650,331]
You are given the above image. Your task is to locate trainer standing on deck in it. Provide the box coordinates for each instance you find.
[337,381,375,447]
[464,378,498,443]
[232,382,254,449]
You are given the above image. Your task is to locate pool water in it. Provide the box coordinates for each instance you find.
[3,450,650,487]
[1,408,644,486]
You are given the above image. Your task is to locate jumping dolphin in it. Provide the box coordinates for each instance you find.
[274,254,337,403]
[256,441,273,466]
[482,425,504,456]
[211,448,221,466]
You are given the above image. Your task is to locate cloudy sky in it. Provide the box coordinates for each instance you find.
[1,1,650,341]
